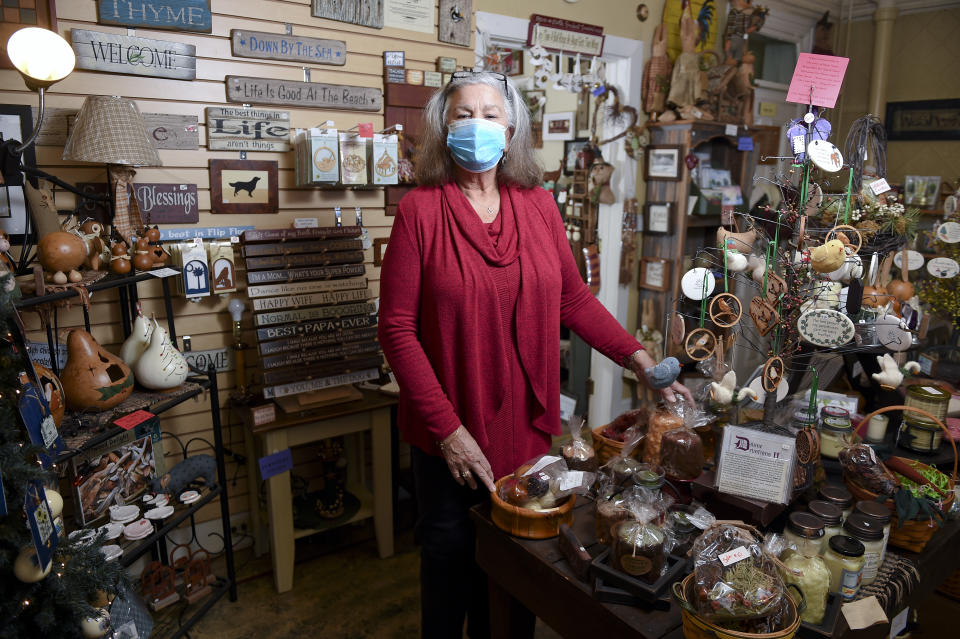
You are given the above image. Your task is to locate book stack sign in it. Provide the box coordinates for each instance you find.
[241,224,383,410]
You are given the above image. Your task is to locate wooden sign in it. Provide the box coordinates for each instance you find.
[255,301,377,327]
[231,29,346,65]
[241,226,361,243]
[312,0,383,29]
[256,314,377,342]
[97,0,212,33]
[384,68,406,84]
[263,368,380,399]
[258,326,379,356]
[71,29,196,79]
[251,288,369,312]
[260,341,380,370]
[245,251,364,271]
[262,354,383,385]
[245,264,366,284]
[242,238,362,257]
[526,14,605,56]
[206,107,291,152]
[226,76,382,112]
[134,183,199,223]
[182,347,233,373]
[438,0,472,47]
[246,277,368,299]
[33,107,199,149]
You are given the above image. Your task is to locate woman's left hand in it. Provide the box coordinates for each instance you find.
[629,349,696,406]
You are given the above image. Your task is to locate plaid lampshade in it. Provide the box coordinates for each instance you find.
[62,95,161,166]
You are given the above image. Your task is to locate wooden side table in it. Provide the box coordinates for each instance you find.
[238,389,397,593]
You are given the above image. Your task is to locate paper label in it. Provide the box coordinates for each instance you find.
[786,53,850,108]
[724,124,738,137]
[113,410,155,431]
[737,136,754,151]
[869,178,891,195]
[294,217,319,228]
[889,607,909,639]
[251,403,276,426]
[149,267,180,278]
[258,448,293,480]
[893,250,924,271]
[621,554,653,576]
[559,393,577,423]
[921,386,947,396]
[717,425,796,504]
[719,545,750,567]
[792,135,806,154]
[840,567,861,600]
[557,471,585,492]
[523,455,562,476]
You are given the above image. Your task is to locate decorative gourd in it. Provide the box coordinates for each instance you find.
[33,363,65,427]
[862,285,890,309]
[886,279,914,302]
[37,231,85,284]
[133,320,188,390]
[61,330,134,411]
[120,312,154,366]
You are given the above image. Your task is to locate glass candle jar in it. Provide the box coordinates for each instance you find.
[853,501,891,565]
[905,384,951,422]
[595,496,631,546]
[820,406,853,459]
[865,414,889,444]
[808,500,844,544]
[666,509,699,557]
[612,520,665,584]
[899,414,943,453]
[793,407,818,435]
[822,535,865,600]
[783,511,826,557]
[783,553,831,625]
[819,484,854,520]
[632,463,665,490]
[843,513,885,585]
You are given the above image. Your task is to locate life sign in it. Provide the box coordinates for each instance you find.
[98,0,213,33]
[231,30,346,66]
[206,107,291,152]
[71,29,196,80]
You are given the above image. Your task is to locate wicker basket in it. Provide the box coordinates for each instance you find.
[672,573,802,639]
[592,425,643,466]
[489,477,575,539]
[842,405,957,553]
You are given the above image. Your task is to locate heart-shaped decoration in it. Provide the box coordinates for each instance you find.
[749,297,780,336]
[593,84,641,147]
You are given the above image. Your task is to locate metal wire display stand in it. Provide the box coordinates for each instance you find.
[14,273,238,638]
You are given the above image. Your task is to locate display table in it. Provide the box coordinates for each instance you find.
[238,389,397,593]
[471,498,960,639]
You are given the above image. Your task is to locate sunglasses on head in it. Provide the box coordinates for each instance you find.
[450,70,512,101]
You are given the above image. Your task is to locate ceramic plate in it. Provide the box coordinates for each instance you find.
[69,529,97,545]
[145,506,174,520]
[807,140,844,173]
[681,267,716,300]
[109,504,140,524]
[98,522,123,541]
[152,494,169,508]
[875,315,913,352]
[180,490,200,504]
[123,518,153,540]
[100,545,123,562]
[937,221,960,243]
[797,309,855,347]
[143,493,157,504]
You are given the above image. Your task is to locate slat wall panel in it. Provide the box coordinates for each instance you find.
[14,0,471,526]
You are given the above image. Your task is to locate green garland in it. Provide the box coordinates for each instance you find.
[917,214,960,329]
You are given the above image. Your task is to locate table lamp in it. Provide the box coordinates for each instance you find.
[62,96,162,244]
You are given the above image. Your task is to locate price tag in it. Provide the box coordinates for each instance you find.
[719,545,750,566]
[725,124,739,137]
[358,123,374,138]
[557,471,585,492]
[258,448,293,481]
[18,374,63,466]
[294,217,319,228]
[559,393,577,423]
[869,178,891,195]
[522,455,562,476]
[792,135,806,154]
[148,267,180,278]
[230,236,240,244]
[193,237,203,247]
[737,136,754,151]
[889,607,909,639]
[113,410,155,431]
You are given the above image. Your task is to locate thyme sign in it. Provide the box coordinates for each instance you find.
[98,0,213,32]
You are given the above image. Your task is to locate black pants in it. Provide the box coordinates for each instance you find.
[411,447,535,639]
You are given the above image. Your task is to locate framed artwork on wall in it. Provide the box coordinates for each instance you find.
[639,256,671,291]
[645,145,683,181]
[543,112,575,141]
[886,99,960,141]
[563,138,590,176]
[209,159,278,215]
[643,202,673,235]
[0,104,36,236]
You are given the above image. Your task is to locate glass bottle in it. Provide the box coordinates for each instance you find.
[843,513,885,585]
[819,484,854,520]
[783,511,826,557]
[808,500,844,545]
[852,501,891,565]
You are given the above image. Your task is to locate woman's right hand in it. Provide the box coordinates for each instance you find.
[439,426,496,492]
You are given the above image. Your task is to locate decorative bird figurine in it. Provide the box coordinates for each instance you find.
[709,371,759,405]
[725,249,749,272]
[644,357,681,390]
[871,354,921,390]
[810,239,847,273]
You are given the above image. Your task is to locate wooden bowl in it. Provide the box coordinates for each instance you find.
[592,425,643,465]
[490,477,575,539]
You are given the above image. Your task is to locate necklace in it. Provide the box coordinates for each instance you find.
[486,206,496,215]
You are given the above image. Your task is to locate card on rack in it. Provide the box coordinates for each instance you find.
[24,480,57,572]
[18,372,64,467]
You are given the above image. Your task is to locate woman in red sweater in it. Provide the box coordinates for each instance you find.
[378,71,693,638]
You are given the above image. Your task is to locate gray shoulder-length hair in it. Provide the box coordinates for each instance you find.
[415,71,542,187]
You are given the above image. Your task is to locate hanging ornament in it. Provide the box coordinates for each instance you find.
[709,293,742,328]
[80,608,111,638]
[685,328,717,361]
[13,547,51,583]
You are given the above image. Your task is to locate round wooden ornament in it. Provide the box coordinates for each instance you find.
[669,311,686,346]
[826,224,862,254]
[684,328,717,361]
[709,293,742,328]
[762,356,784,393]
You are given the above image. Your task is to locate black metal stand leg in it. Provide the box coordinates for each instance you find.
[161,277,177,348]
[82,305,91,333]
[118,285,131,339]
[208,363,237,601]
[44,321,58,377]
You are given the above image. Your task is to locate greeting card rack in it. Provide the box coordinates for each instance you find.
[13,273,238,638]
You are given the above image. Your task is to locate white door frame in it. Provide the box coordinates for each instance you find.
[476,12,643,427]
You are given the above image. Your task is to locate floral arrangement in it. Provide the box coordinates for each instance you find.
[917,214,960,328]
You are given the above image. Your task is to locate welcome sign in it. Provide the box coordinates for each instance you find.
[71,29,196,80]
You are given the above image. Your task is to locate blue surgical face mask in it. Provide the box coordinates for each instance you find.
[446,118,507,173]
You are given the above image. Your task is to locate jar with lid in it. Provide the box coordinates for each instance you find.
[822,535,865,600]
[899,413,943,453]
[843,513,884,585]
[666,509,699,556]
[819,484,854,520]
[852,501,891,564]
[608,456,643,486]
[808,500,844,544]
[905,384,951,422]
[783,552,831,625]
[820,406,853,459]
[793,407,818,434]
[783,511,826,557]
[632,463,665,490]
[612,520,666,584]
[595,491,631,546]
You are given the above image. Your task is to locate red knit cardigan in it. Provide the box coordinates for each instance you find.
[378,182,642,457]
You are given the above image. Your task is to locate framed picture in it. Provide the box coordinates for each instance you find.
[1,0,58,69]
[0,104,36,236]
[886,99,960,141]
[489,48,523,76]
[563,138,590,176]
[903,175,941,209]
[209,159,278,215]
[543,112,575,141]
[639,256,671,291]
[643,202,673,235]
[645,145,683,181]
[373,237,388,267]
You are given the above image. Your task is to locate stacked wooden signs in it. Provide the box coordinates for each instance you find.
[241,227,382,400]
